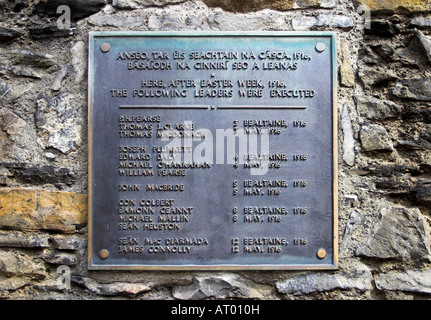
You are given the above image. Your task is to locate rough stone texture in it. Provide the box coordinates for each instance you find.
[0,49,56,79]
[33,0,106,21]
[0,27,23,42]
[0,275,32,292]
[339,210,365,256]
[291,14,354,30]
[353,95,401,120]
[411,179,431,205]
[392,78,431,101]
[344,195,360,208]
[50,236,86,251]
[70,41,87,85]
[315,14,354,28]
[291,16,318,30]
[340,40,355,87]
[276,260,372,295]
[29,26,76,39]
[0,188,87,233]
[0,107,42,164]
[0,250,46,279]
[359,124,394,152]
[375,269,431,294]
[0,50,56,69]
[358,64,397,89]
[72,276,152,296]
[208,10,288,31]
[341,103,355,166]
[89,15,147,28]
[356,0,430,12]
[172,274,274,299]
[202,0,332,13]
[114,0,188,9]
[3,163,76,186]
[356,207,431,262]
[0,81,35,111]
[412,30,431,62]
[51,65,69,91]
[35,92,84,154]
[411,16,431,28]
[41,252,78,265]
[0,233,50,248]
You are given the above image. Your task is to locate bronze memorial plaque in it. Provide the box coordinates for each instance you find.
[88,32,337,270]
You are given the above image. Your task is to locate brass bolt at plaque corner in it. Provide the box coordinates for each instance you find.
[101,43,111,53]
[317,248,327,259]
[316,42,326,52]
[99,249,109,259]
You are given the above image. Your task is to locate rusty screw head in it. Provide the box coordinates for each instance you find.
[101,43,111,53]
[99,249,109,259]
[317,248,327,259]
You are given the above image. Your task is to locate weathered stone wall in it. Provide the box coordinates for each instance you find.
[0,0,430,300]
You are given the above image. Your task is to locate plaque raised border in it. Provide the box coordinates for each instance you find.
[88,31,338,270]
